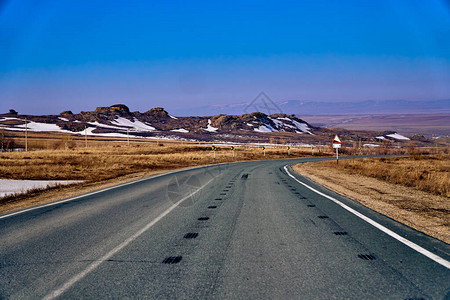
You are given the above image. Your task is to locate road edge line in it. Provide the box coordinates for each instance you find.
[284,165,450,270]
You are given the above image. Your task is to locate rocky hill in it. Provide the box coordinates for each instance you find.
[0,104,425,146]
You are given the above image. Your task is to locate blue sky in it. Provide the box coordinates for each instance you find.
[0,0,449,115]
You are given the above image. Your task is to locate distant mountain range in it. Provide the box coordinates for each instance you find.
[167,99,450,117]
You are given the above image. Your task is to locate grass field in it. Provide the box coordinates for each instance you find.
[0,140,333,211]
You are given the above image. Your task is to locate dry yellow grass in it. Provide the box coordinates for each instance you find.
[316,155,450,197]
[293,155,450,243]
[0,141,324,212]
[0,143,319,182]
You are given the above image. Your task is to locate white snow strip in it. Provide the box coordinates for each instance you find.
[0,117,20,122]
[169,115,178,119]
[363,144,380,148]
[58,117,69,122]
[246,123,254,127]
[284,165,450,270]
[387,133,410,140]
[0,179,83,198]
[82,127,134,138]
[111,117,156,132]
[376,136,386,140]
[88,121,124,130]
[204,119,218,132]
[170,128,189,133]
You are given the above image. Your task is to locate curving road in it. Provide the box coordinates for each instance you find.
[0,158,449,299]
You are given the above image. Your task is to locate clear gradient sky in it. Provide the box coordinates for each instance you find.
[1,0,449,115]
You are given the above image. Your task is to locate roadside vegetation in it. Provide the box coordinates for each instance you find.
[293,152,450,243]
[304,154,450,197]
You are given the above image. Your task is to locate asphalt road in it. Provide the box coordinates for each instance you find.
[0,158,449,299]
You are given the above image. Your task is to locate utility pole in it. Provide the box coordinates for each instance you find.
[25,117,28,152]
[85,126,88,148]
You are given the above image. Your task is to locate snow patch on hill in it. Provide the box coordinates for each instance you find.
[111,117,156,131]
[386,133,410,140]
[204,119,218,132]
[254,125,273,133]
[171,128,189,133]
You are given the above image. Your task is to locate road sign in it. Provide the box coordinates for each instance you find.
[332,134,342,144]
[231,146,235,150]
[287,146,291,150]
[332,135,342,164]
[262,146,266,150]
[211,145,217,151]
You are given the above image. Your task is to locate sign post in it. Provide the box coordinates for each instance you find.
[332,135,342,165]
[262,146,266,157]
[212,145,217,161]
[231,146,235,159]
[287,146,290,156]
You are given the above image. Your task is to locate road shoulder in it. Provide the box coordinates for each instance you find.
[292,162,449,244]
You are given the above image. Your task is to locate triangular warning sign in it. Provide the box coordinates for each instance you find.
[332,135,342,144]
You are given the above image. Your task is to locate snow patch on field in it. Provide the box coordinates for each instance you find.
[363,144,380,148]
[0,179,83,198]
[169,115,178,119]
[58,117,69,122]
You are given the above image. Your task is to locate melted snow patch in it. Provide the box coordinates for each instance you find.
[376,136,386,140]
[0,179,83,198]
[58,117,69,122]
[204,119,218,132]
[246,123,254,127]
[254,125,272,133]
[291,119,312,134]
[386,133,410,140]
[171,128,189,133]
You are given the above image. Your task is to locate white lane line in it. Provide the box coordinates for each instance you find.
[43,177,214,300]
[0,163,219,220]
[284,165,450,270]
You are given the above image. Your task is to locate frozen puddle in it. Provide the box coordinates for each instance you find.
[0,179,83,198]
